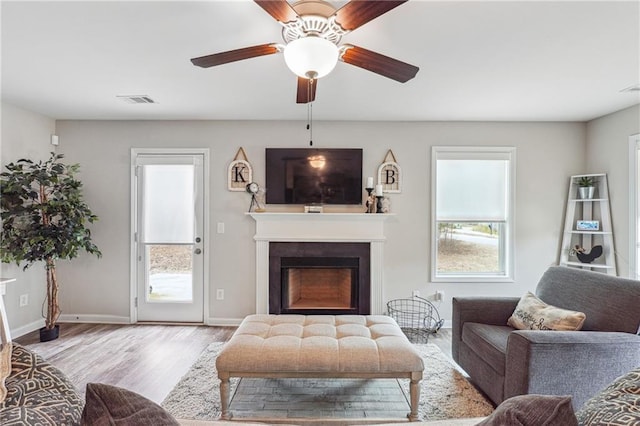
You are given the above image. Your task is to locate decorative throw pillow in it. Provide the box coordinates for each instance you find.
[575,367,640,425]
[477,394,578,426]
[507,292,586,331]
[0,342,12,403]
[81,382,180,426]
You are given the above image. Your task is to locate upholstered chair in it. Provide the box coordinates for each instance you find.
[452,266,640,410]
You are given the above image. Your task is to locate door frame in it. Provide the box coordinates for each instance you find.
[630,134,640,279]
[130,148,210,323]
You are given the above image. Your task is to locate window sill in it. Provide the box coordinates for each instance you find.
[431,275,514,283]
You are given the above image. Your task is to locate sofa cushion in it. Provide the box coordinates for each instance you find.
[535,266,640,333]
[0,344,83,426]
[575,367,640,425]
[461,323,511,374]
[507,292,586,331]
[82,383,179,426]
[477,394,577,426]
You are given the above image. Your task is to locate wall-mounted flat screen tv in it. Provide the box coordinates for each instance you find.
[265,148,363,205]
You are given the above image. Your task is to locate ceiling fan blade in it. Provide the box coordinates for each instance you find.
[254,0,298,23]
[334,0,407,31]
[191,44,279,68]
[296,77,317,104]
[341,45,419,83]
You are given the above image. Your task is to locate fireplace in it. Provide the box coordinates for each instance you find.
[269,242,370,315]
[248,212,390,315]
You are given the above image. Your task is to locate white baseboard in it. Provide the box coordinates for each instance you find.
[60,315,241,326]
[10,319,45,339]
[207,317,243,326]
[58,314,132,324]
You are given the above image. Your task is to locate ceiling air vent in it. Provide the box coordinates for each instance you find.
[117,95,157,104]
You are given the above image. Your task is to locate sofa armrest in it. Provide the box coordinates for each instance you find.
[452,297,520,362]
[505,330,640,410]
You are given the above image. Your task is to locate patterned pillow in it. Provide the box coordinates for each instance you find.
[0,344,83,425]
[507,292,586,331]
[576,367,640,425]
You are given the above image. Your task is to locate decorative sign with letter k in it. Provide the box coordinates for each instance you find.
[228,147,253,191]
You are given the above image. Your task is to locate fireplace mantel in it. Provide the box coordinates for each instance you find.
[247,213,394,314]
[248,212,393,241]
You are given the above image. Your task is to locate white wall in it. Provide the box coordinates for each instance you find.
[52,119,585,326]
[0,102,56,335]
[586,104,640,278]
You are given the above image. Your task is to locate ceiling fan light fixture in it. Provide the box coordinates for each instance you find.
[284,36,339,79]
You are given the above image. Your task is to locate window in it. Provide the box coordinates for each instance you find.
[431,147,515,282]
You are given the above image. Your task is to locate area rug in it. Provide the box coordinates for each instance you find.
[161,342,494,422]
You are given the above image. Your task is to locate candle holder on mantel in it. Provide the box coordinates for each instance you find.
[365,187,375,213]
[376,196,384,213]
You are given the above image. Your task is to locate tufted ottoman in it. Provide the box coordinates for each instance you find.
[216,314,424,421]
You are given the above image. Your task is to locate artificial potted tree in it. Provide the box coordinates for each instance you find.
[576,176,597,199]
[0,153,101,342]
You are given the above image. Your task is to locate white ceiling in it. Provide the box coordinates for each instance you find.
[2,0,639,122]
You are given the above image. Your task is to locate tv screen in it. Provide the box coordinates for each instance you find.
[265,148,363,205]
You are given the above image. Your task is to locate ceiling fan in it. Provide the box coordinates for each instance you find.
[190,0,419,104]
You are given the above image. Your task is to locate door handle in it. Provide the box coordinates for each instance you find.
[195,237,201,243]
[194,248,202,255]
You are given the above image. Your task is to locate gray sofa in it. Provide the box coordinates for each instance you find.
[452,265,640,410]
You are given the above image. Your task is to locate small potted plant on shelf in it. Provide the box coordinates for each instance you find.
[576,176,597,199]
[0,153,101,342]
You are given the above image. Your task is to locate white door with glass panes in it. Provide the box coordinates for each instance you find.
[632,134,640,280]
[133,152,206,322]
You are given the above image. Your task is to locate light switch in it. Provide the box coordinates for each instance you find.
[217,222,225,234]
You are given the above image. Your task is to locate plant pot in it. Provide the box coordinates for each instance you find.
[39,324,60,342]
[578,186,595,199]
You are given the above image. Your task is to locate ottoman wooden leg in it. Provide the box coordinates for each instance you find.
[408,371,422,421]
[219,372,232,420]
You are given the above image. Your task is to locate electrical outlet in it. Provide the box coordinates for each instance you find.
[19,294,28,307]
[216,289,224,300]
[436,290,445,301]
[412,290,420,298]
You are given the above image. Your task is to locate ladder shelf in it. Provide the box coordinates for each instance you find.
[558,173,617,275]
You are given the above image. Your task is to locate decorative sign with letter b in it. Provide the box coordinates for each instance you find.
[377,149,401,193]
[228,147,253,191]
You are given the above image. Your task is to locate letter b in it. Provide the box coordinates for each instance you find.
[385,169,396,185]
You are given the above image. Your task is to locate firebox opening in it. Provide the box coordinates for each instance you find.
[269,243,370,315]
[286,268,355,310]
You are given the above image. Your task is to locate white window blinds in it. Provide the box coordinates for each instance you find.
[142,164,195,244]
[435,150,511,222]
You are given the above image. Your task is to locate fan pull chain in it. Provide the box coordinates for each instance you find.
[308,102,313,146]
[306,78,314,146]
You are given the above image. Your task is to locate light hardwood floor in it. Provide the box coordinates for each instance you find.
[14,323,453,404]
